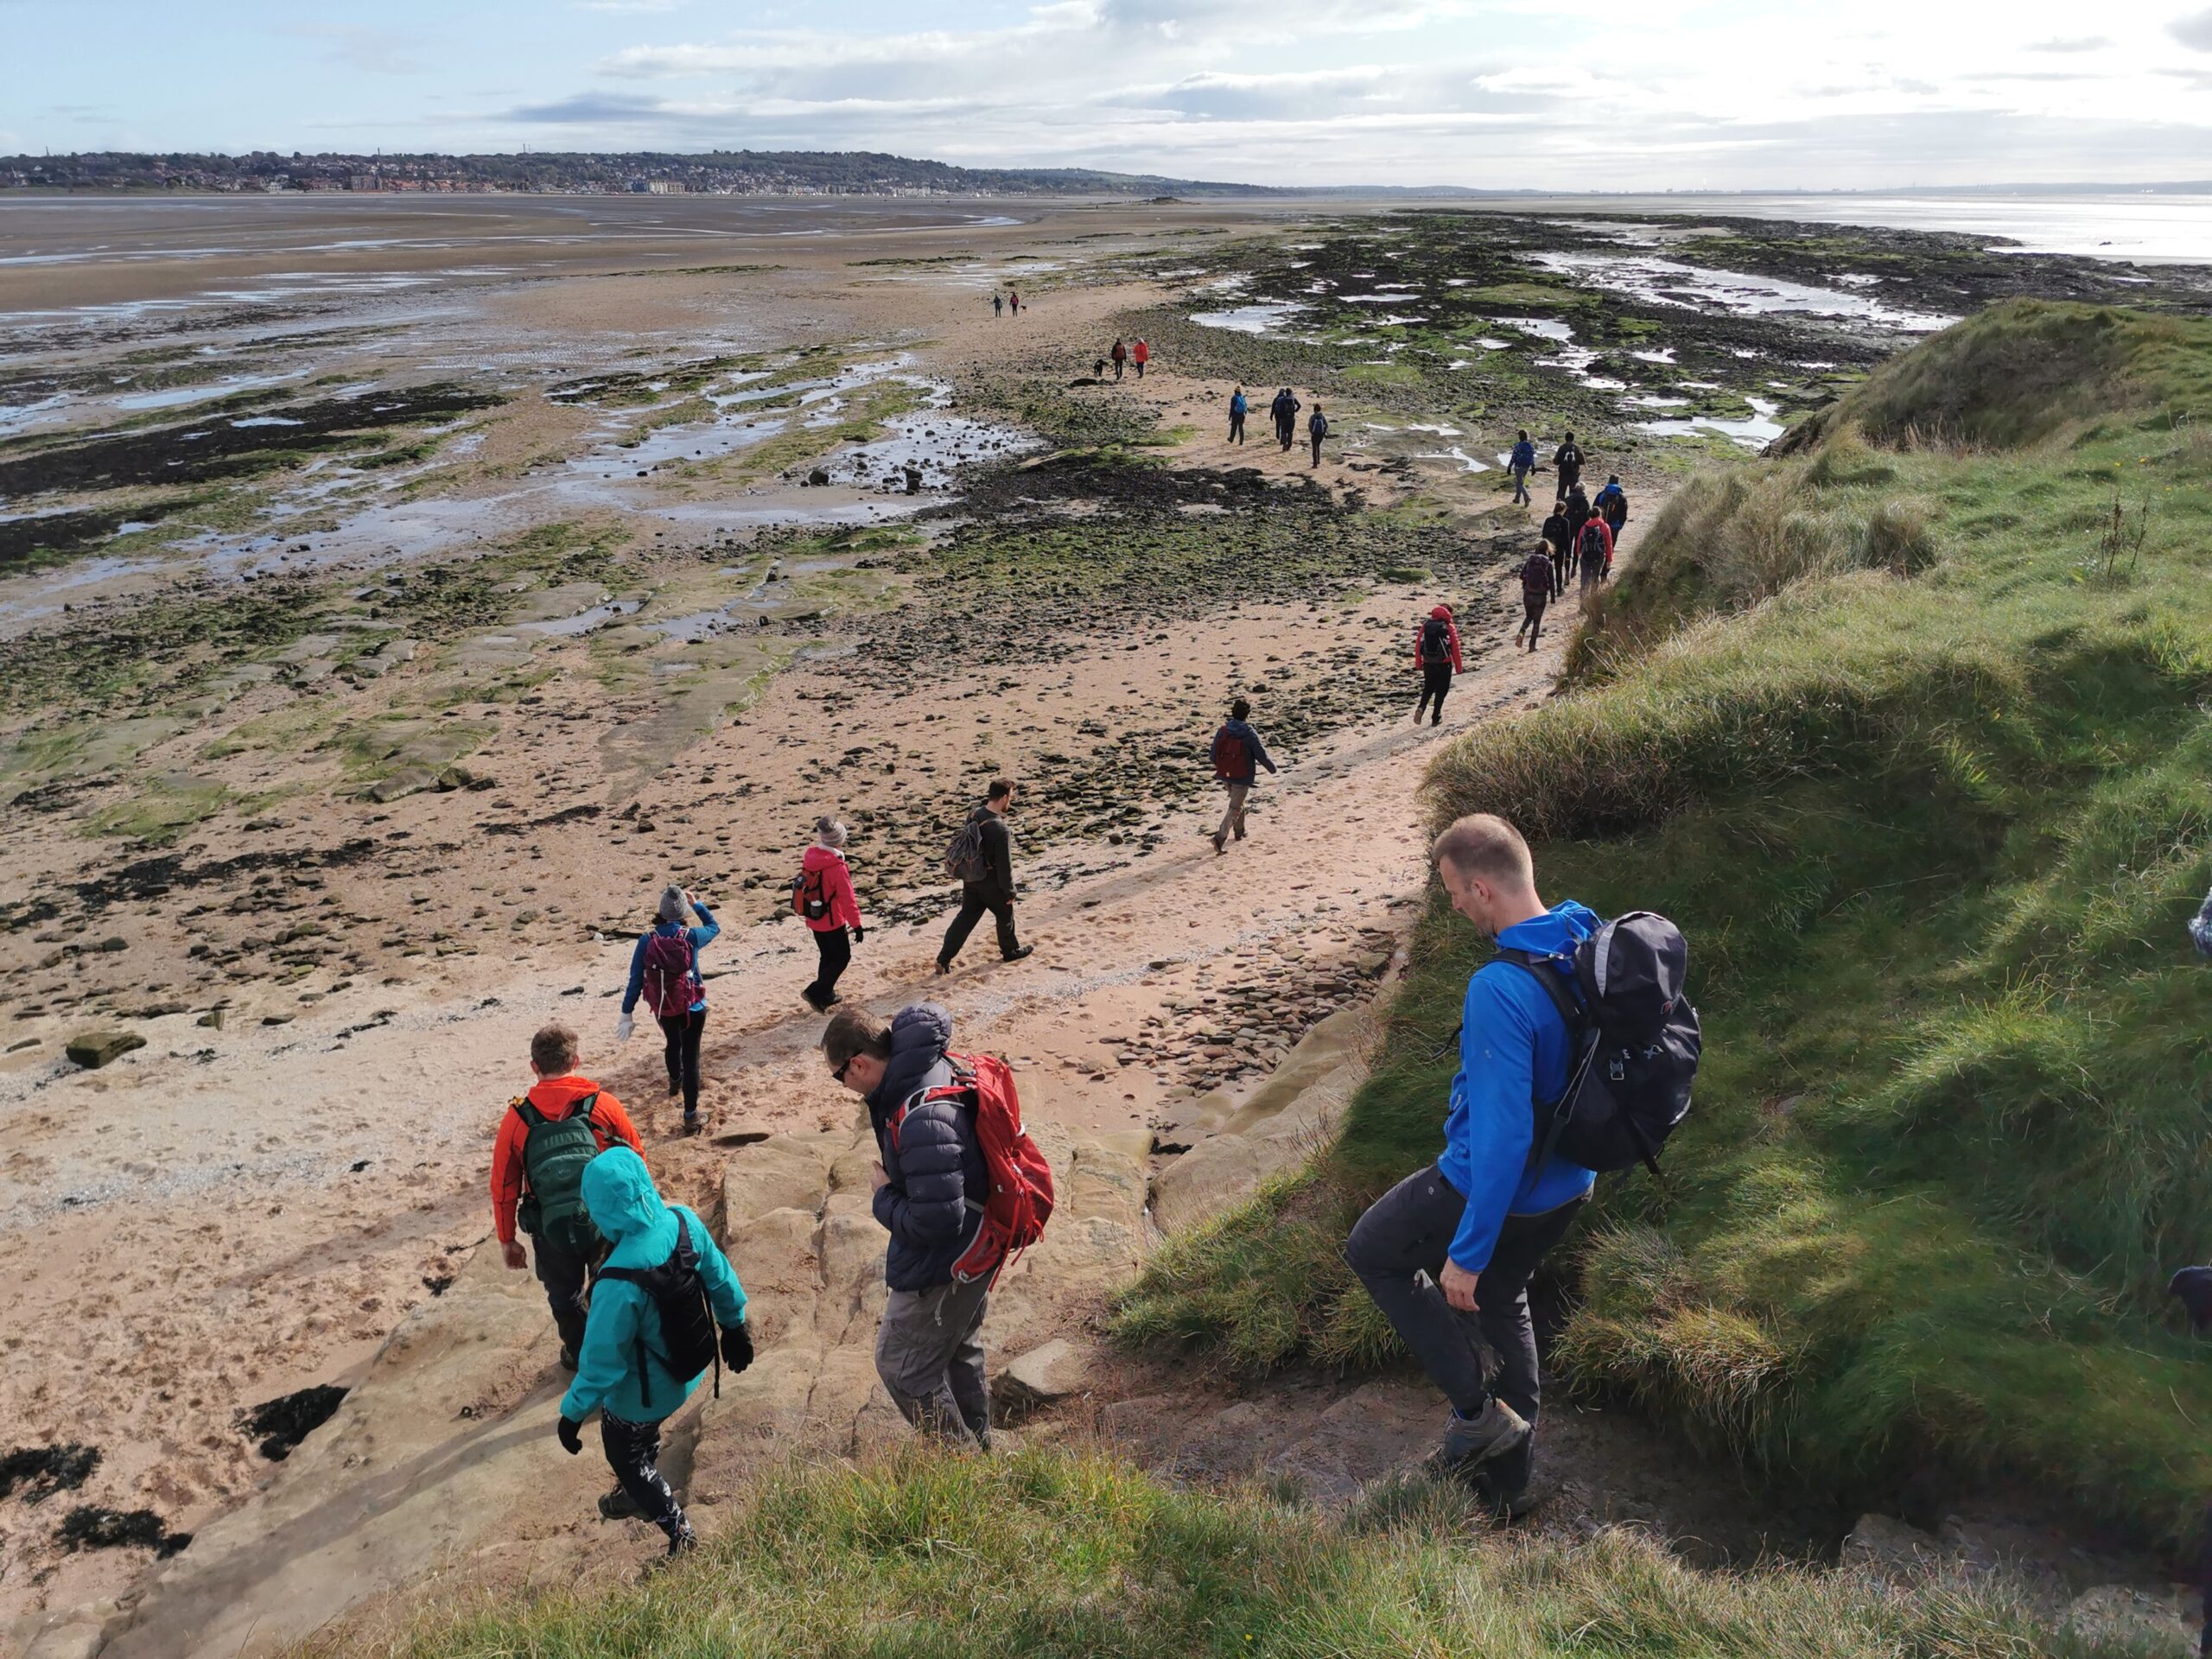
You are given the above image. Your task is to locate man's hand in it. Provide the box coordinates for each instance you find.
[1440,1259,1481,1313]
[556,1415,583,1456]
[870,1161,890,1194]
[501,1239,529,1272]
[721,1320,755,1374]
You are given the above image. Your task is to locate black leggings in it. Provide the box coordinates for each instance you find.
[1230,411,1245,442]
[658,1008,704,1116]
[1520,594,1548,643]
[807,925,851,1004]
[1415,662,1452,722]
[601,1411,686,1543]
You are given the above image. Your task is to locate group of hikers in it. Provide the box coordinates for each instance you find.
[496,799,1695,1559]
[992,290,1024,319]
[1104,337,1148,379]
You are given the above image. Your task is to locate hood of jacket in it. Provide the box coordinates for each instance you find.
[1497,899,1602,962]
[524,1074,602,1118]
[870,1001,953,1116]
[582,1145,675,1251]
[802,844,848,874]
[1428,604,1455,622]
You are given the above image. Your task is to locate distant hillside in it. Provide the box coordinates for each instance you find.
[0,149,1280,198]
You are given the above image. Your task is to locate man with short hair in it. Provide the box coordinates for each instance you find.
[937,779,1033,972]
[1344,814,1599,1513]
[1209,696,1279,855]
[492,1023,646,1367]
[824,1002,994,1446]
[1307,403,1329,467]
[1552,431,1584,503]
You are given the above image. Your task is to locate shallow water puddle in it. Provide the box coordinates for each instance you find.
[1636,396,1785,449]
[1190,301,1306,334]
[1529,251,1957,332]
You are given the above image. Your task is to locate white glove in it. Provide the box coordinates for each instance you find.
[614,1014,634,1044]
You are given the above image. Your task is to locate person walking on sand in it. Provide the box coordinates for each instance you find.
[1576,514,1614,594]
[1562,480,1593,582]
[1229,386,1249,445]
[1110,338,1128,380]
[1552,431,1584,503]
[937,779,1033,973]
[824,1002,995,1446]
[992,294,1003,319]
[1515,543,1554,652]
[1008,289,1020,316]
[619,885,719,1135]
[1509,429,1536,507]
[1413,602,1463,726]
[1132,338,1149,378]
[1275,387,1301,451]
[1209,696,1278,855]
[1344,815,1599,1516]
[1594,474,1628,538]
[796,816,864,1013]
[554,1146,752,1561]
[1540,501,1571,599]
[493,1022,647,1370]
[1307,403,1330,467]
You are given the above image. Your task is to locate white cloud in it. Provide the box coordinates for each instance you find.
[2171,6,2212,48]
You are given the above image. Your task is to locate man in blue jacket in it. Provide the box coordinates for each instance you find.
[823,1001,995,1447]
[1508,429,1536,506]
[554,1147,752,1560]
[1344,811,1597,1511]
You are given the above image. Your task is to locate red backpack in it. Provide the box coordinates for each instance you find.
[902,1052,1055,1287]
[639,930,698,1018]
[1211,726,1250,780]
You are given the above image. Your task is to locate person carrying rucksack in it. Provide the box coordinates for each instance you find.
[493,1022,646,1369]
[1576,516,1614,591]
[936,779,1032,973]
[619,885,720,1135]
[1110,338,1127,379]
[1307,404,1330,467]
[1509,429,1536,507]
[823,1002,1053,1447]
[554,1145,751,1562]
[1540,504,1571,598]
[796,816,864,1013]
[1552,432,1584,502]
[1516,544,1554,651]
[1412,603,1463,726]
[1229,386,1248,445]
[1210,696,1278,855]
[1275,388,1301,451]
[1593,474,1628,537]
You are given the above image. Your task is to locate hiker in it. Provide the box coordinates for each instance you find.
[1576,515,1614,593]
[1562,482,1593,581]
[1412,603,1463,726]
[555,1146,751,1561]
[1515,543,1554,651]
[1229,386,1248,444]
[992,294,1003,318]
[1540,502,1572,598]
[1132,338,1149,378]
[493,1022,647,1370]
[1552,431,1584,502]
[1343,814,1600,1515]
[1110,338,1128,380]
[2169,1267,2212,1655]
[1008,289,1020,315]
[1508,429,1536,506]
[1274,387,1301,450]
[824,1002,1052,1447]
[937,778,1033,972]
[796,815,864,1013]
[1209,696,1278,855]
[1307,403,1329,467]
[619,886,719,1135]
[1594,474,1628,537]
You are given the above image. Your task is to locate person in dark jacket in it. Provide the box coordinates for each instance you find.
[1413,603,1464,726]
[617,884,719,1135]
[1540,504,1572,598]
[1209,696,1279,855]
[1274,387,1301,451]
[1551,432,1584,502]
[1593,475,1628,537]
[937,778,1033,972]
[825,1002,994,1446]
[1307,404,1329,467]
[1515,545,1554,651]
[1228,386,1248,445]
[1110,338,1128,379]
[1508,429,1536,506]
[1562,482,1593,583]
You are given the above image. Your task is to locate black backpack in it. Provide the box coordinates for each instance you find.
[594,1213,722,1412]
[1499,912,1700,1175]
[1420,615,1452,665]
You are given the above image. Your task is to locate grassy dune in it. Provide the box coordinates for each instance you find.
[1117,301,2212,1553]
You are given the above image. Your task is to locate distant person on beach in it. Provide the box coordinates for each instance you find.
[1413,603,1463,726]
[1209,696,1278,855]
[493,1022,646,1370]
[1541,503,1571,598]
[1594,475,1628,537]
[1343,814,1599,1516]
[1576,515,1615,593]
[1509,429,1536,507]
[1008,289,1020,315]
[1307,404,1329,467]
[1274,387,1300,450]
[937,779,1033,973]
[1132,338,1150,378]
[619,886,718,1135]
[1552,432,1584,502]
[1229,386,1248,444]
[992,294,1003,318]
[1516,543,1554,651]
[1562,482,1593,582]
[796,816,864,1014]
[1110,339,1128,380]
[555,1145,751,1561]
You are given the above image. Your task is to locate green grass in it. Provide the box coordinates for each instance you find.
[1117,300,2212,1554]
[332,1446,2089,1659]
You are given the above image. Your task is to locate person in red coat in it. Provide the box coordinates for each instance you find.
[1413,604,1464,726]
[798,816,865,1012]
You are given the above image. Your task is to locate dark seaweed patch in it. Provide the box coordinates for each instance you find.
[0,507,158,566]
[77,838,381,910]
[0,1443,100,1503]
[240,1383,348,1460]
[58,1504,192,1556]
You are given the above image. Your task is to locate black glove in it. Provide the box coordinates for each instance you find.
[2171,1267,2212,1332]
[556,1414,583,1455]
[852,926,864,944]
[721,1320,755,1375]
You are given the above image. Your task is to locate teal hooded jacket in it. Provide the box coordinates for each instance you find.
[559,1147,747,1425]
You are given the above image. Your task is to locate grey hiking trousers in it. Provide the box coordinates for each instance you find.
[876,1274,992,1444]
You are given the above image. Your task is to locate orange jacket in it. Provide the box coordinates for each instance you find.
[489,1075,645,1243]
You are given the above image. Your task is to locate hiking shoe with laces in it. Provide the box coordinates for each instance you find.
[1001,944,1033,963]
[598,1486,641,1521]
[558,1344,578,1372]
[682,1112,703,1137]
[1425,1399,1529,1475]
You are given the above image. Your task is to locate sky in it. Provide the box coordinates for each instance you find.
[6,0,2212,189]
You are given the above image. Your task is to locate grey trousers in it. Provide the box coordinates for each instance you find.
[1344,1162,1586,1423]
[876,1274,992,1443]
[1216,782,1251,842]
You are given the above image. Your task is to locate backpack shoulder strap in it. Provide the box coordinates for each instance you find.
[513,1098,548,1131]
[1493,948,1584,1032]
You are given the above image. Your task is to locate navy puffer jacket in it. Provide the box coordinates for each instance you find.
[867,1003,985,1291]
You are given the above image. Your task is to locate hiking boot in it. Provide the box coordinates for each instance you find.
[1426,1399,1529,1475]
[801,986,829,1014]
[598,1486,642,1521]
[665,1077,681,1098]
[664,1523,698,1560]
[1431,712,1442,727]
[1465,1437,1542,1521]
[1001,944,1033,963]
[1211,831,1226,855]
[558,1344,579,1372]
[682,1112,703,1136]
[933,958,952,976]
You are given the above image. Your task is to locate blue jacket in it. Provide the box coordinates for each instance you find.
[559,1147,747,1425]
[1437,901,1601,1271]
[1211,718,1277,786]
[866,1003,985,1292]
[621,903,719,1016]
[1230,391,1249,416]
[1510,440,1536,470]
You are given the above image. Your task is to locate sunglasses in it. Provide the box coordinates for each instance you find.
[832,1055,855,1084]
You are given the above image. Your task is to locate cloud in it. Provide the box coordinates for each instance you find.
[2024,35,2112,51]
[2171,7,2212,48]
[278,23,427,76]
[506,92,683,124]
